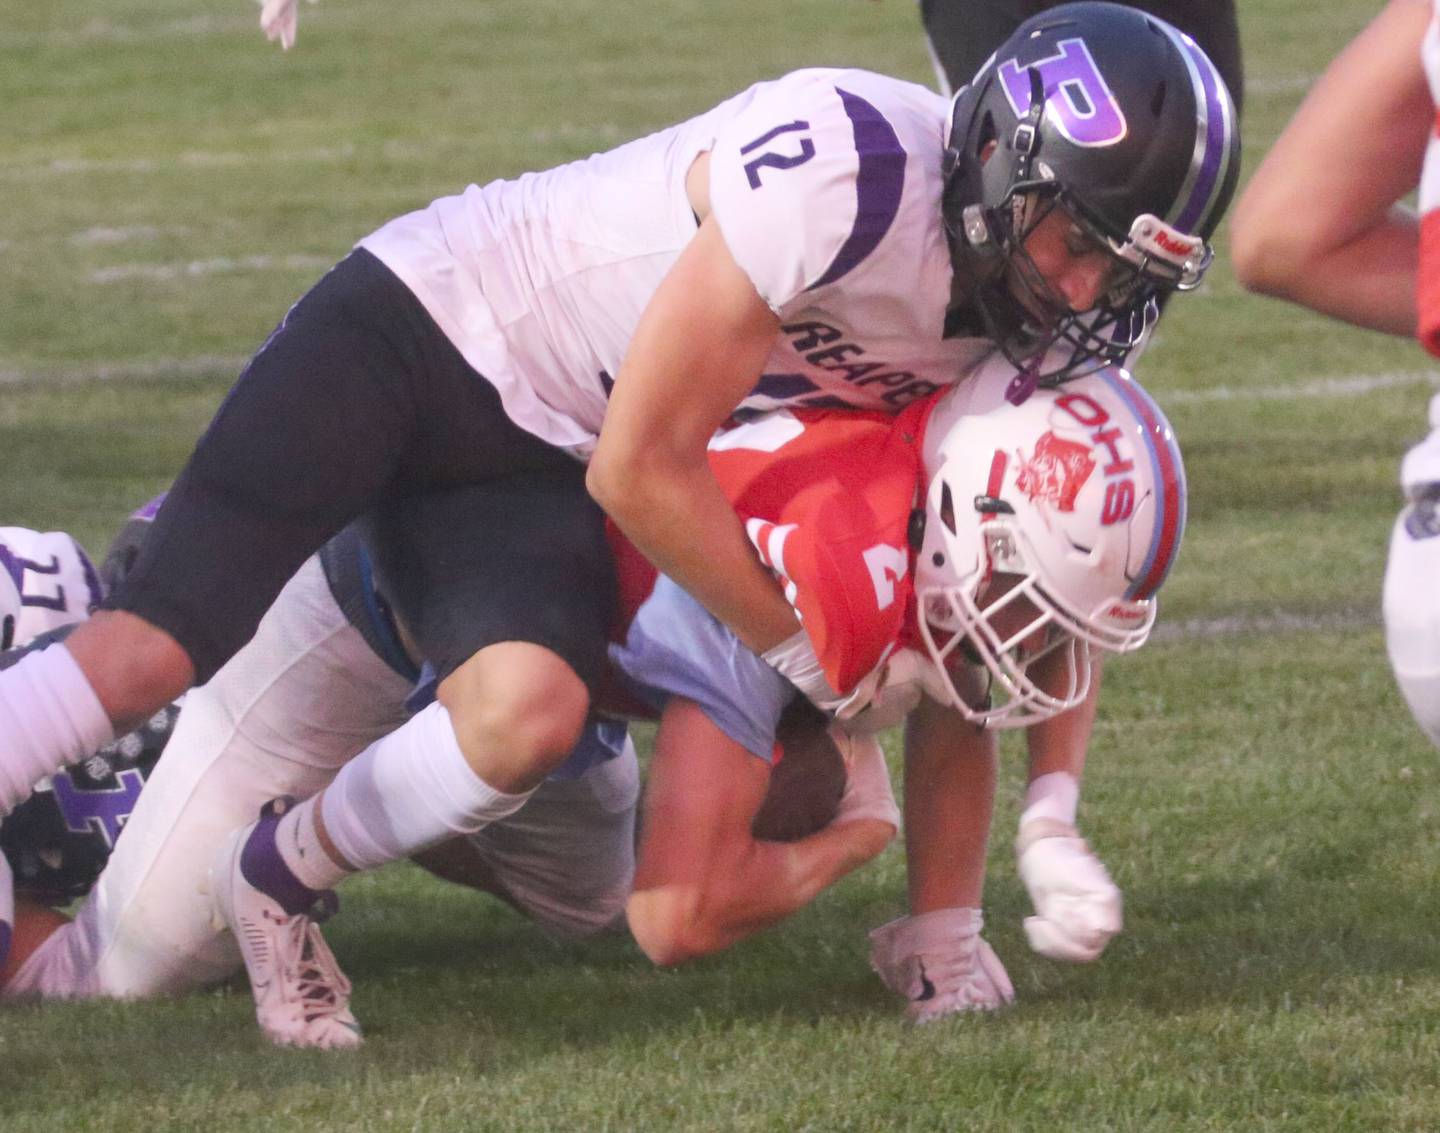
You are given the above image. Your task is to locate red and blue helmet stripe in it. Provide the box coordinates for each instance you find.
[1092,367,1186,600]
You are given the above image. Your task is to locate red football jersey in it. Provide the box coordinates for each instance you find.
[608,398,933,696]
[1421,2,1440,355]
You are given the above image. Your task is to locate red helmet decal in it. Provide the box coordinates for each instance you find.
[1015,432,1096,513]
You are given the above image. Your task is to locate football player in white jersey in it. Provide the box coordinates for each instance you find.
[0,6,1237,1013]
[1231,0,1440,750]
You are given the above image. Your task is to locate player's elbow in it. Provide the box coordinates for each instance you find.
[1229,229,1289,298]
[626,888,727,967]
[588,425,692,527]
[585,451,627,517]
[1229,194,1314,299]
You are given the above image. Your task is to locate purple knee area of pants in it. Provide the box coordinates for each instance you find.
[0,921,10,969]
[239,810,325,917]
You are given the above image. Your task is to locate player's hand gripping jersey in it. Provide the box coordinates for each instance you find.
[610,397,938,756]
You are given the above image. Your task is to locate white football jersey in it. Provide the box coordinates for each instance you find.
[358,68,1001,457]
[0,527,102,646]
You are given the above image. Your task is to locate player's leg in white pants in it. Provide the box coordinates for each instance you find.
[5,556,411,999]
[1384,506,1440,749]
[427,735,640,940]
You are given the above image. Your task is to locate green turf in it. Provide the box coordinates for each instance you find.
[4,0,1440,1127]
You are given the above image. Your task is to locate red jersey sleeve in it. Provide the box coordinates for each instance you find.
[708,406,924,693]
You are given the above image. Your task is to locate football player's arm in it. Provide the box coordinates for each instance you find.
[627,696,893,966]
[864,690,1014,1020]
[901,690,998,916]
[1015,655,1122,963]
[1230,0,1430,334]
[588,216,802,656]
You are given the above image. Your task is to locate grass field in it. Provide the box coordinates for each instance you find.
[4,0,1440,1128]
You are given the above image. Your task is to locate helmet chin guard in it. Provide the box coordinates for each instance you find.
[913,356,1184,728]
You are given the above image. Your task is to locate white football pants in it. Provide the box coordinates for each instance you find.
[7,555,637,1000]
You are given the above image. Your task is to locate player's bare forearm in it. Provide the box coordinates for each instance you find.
[630,820,889,965]
[1231,0,1430,334]
[589,217,798,653]
[1025,653,1103,784]
[628,699,886,965]
[902,695,997,914]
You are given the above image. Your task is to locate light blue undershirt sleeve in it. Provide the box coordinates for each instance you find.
[609,575,795,762]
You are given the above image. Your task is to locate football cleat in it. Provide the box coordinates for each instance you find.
[211,802,362,1050]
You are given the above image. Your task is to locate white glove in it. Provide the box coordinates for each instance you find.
[258,0,318,50]
[762,629,883,719]
[868,907,1014,1022]
[1015,817,1122,963]
[829,727,900,833]
[1400,399,1440,498]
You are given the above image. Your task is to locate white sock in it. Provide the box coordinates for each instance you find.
[274,795,348,893]
[320,701,535,871]
[0,646,114,814]
[1021,771,1080,829]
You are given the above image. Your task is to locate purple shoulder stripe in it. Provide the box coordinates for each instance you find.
[807,88,906,290]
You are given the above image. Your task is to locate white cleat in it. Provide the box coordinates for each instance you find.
[211,812,362,1050]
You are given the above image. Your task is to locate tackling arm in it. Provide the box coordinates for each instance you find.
[626,697,895,967]
[1230,0,1431,334]
[588,216,800,657]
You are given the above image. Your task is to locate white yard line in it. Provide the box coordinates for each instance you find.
[0,15,255,50]
[1153,606,1379,643]
[0,355,249,386]
[87,254,334,284]
[1246,74,1321,97]
[1163,371,1439,404]
[1,146,359,182]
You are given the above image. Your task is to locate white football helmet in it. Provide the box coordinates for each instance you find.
[913,361,1186,727]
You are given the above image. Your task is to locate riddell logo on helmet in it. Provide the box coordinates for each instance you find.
[1150,228,1195,258]
[1016,432,1095,513]
[1053,390,1137,526]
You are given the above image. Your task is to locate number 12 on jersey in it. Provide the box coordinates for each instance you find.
[742,121,816,190]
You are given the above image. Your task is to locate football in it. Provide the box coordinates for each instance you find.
[751,698,847,842]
